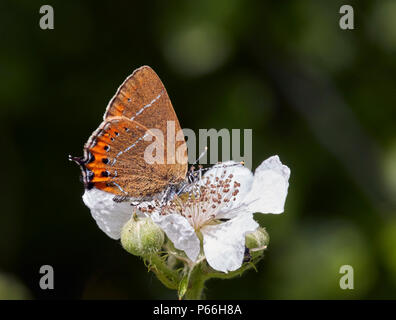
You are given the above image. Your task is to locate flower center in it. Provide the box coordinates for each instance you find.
[159,170,241,231]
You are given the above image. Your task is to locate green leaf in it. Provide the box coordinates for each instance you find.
[178,274,189,300]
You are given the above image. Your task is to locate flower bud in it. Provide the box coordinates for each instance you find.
[245,227,270,250]
[121,216,164,257]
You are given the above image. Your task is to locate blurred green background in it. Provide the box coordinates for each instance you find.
[1,0,396,299]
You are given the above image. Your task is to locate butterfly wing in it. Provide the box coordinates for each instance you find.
[84,116,186,198]
[106,65,187,185]
[72,66,188,198]
[104,66,181,132]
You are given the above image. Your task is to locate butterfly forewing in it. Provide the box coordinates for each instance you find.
[104,66,182,133]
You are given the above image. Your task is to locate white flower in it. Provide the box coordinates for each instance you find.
[82,155,290,273]
[82,188,133,239]
[82,189,162,240]
[151,156,290,273]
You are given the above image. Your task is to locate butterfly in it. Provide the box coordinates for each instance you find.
[69,66,188,202]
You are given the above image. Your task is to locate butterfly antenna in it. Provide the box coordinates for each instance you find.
[192,146,208,166]
[190,146,208,181]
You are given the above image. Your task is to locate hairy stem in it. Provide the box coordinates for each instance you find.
[148,254,180,290]
[184,263,206,300]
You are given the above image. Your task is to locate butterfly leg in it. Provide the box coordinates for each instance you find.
[113,195,130,203]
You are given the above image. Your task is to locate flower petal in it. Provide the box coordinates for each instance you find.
[244,155,290,214]
[202,161,254,218]
[151,212,200,262]
[202,213,259,273]
[83,188,133,239]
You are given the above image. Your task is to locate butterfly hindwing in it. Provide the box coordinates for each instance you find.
[85,117,185,198]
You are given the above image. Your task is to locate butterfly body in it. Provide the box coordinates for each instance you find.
[70,66,188,202]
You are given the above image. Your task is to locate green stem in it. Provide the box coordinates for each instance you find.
[148,254,180,290]
[184,263,207,300]
[183,255,264,299]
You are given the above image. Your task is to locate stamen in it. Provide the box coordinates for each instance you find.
[157,166,242,231]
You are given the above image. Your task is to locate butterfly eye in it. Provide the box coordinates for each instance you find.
[124,127,129,132]
[114,132,119,136]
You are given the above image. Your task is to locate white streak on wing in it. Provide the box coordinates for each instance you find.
[110,133,149,166]
[123,133,148,153]
[112,182,128,195]
[108,131,149,195]
[130,90,164,121]
[116,151,123,157]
